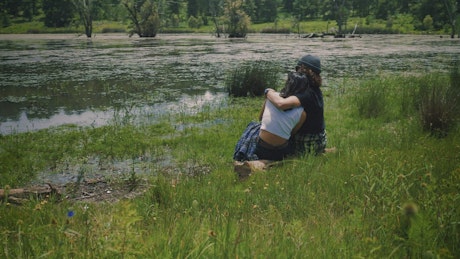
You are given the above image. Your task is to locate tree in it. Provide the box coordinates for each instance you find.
[293,0,322,21]
[122,0,161,37]
[72,0,94,37]
[293,0,307,21]
[412,0,445,30]
[2,0,23,17]
[351,0,374,17]
[422,14,433,31]
[223,0,251,37]
[443,0,459,38]
[42,0,75,27]
[96,0,128,21]
[332,0,349,34]
[282,0,294,12]
[208,0,224,37]
[187,0,199,17]
[253,0,278,23]
[166,0,181,27]
[168,0,181,15]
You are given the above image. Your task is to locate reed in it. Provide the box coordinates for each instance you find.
[225,60,282,97]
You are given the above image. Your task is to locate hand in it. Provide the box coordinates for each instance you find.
[264,88,274,96]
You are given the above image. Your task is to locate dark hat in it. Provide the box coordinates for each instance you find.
[297,55,321,74]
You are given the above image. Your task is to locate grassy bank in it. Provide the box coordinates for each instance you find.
[1,73,459,258]
[0,16,431,35]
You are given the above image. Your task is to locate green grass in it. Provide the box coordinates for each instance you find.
[1,73,459,258]
[0,20,128,34]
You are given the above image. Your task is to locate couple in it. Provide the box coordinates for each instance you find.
[234,54,327,174]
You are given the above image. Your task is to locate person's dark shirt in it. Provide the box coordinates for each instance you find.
[294,87,325,134]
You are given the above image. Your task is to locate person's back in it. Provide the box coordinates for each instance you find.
[255,72,307,161]
[260,99,303,143]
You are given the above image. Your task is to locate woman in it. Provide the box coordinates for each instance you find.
[233,72,308,162]
[265,54,327,155]
[255,72,308,161]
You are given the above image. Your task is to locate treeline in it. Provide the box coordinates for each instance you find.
[1,0,459,38]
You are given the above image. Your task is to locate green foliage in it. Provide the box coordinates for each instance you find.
[422,15,434,31]
[123,0,160,37]
[187,15,203,29]
[388,13,416,33]
[223,0,251,38]
[1,12,11,27]
[0,0,458,36]
[225,60,282,97]
[42,0,75,27]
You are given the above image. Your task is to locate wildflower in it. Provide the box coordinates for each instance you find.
[67,210,75,218]
[208,230,217,237]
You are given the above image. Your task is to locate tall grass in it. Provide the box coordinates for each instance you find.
[354,68,460,137]
[417,63,460,136]
[1,72,459,258]
[225,60,282,97]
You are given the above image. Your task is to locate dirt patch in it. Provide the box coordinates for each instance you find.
[1,177,151,205]
[3,153,212,204]
[61,177,150,203]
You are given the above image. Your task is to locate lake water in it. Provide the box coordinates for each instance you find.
[1,33,459,135]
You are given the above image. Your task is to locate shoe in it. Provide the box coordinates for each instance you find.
[234,161,252,180]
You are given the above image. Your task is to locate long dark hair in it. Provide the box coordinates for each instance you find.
[302,67,322,88]
[279,72,308,98]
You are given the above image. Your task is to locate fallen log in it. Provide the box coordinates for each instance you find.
[0,183,61,204]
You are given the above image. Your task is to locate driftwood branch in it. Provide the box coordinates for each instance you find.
[0,183,61,204]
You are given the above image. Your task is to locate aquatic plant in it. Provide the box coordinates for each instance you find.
[225,60,281,97]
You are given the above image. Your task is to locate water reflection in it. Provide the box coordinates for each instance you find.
[0,33,459,134]
[0,90,227,135]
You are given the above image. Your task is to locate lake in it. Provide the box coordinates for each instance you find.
[1,33,459,135]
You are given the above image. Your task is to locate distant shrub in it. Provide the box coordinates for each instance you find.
[260,27,290,34]
[1,12,11,27]
[343,26,401,34]
[226,60,281,97]
[26,28,41,34]
[101,27,126,33]
[188,16,203,29]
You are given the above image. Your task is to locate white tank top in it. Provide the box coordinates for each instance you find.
[261,99,303,140]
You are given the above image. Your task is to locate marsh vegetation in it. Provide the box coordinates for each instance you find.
[0,34,459,258]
